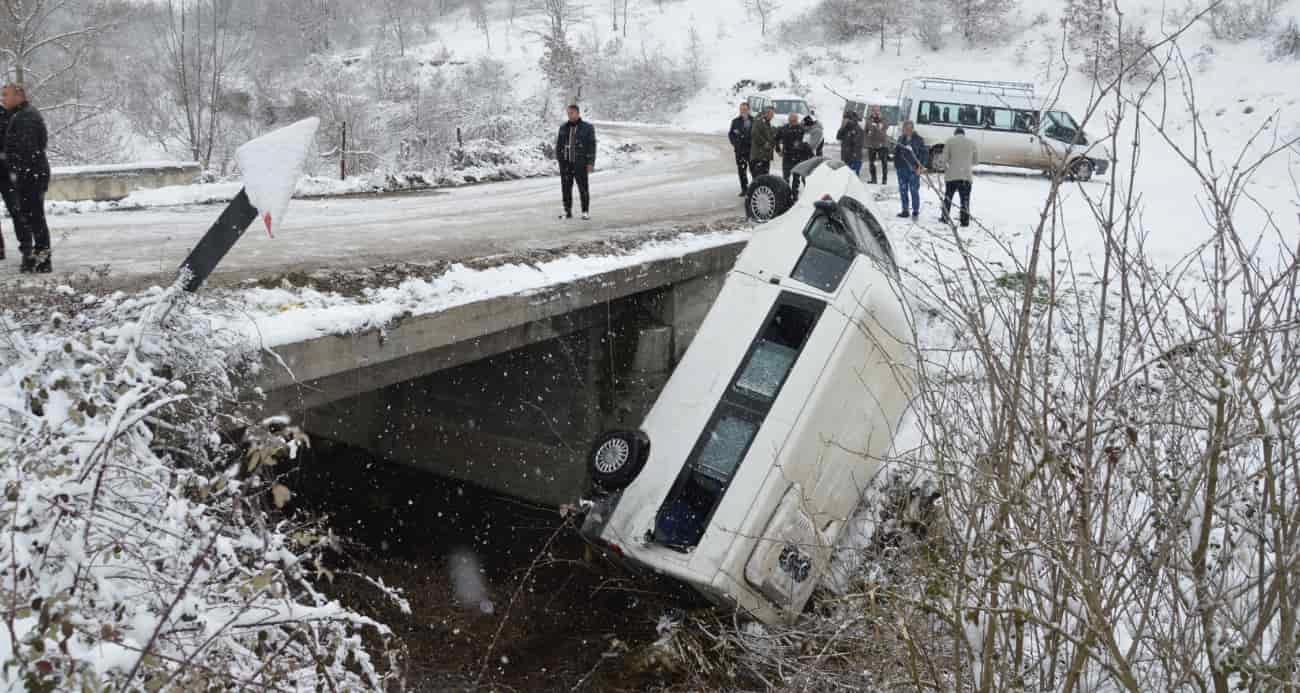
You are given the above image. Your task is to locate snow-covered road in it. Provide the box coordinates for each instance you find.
[32,125,741,288]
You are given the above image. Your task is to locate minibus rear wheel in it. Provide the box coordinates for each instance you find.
[589,430,649,491]
[746,174,793,223]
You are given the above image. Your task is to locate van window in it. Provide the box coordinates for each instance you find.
[983,107,1014,130]
[918,100,973,128]
[653,293,826,549]
[774,100,809,115]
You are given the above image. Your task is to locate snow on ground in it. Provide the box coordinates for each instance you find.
[44,130,658,217]
[220,228,749,349]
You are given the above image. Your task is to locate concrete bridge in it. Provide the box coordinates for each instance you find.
[253,240,744,506]
[48,161,200,202]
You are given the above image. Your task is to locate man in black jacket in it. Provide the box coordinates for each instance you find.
[2,83,51,273]
[555,104,596,220]
[728,102,753,196]
[774,113,808,199]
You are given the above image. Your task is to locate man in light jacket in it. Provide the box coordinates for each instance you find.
[941,127,978,227]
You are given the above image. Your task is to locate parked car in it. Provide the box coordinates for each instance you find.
[747,93,811,123]
[580,159,915,625]
[897,77,1111,181]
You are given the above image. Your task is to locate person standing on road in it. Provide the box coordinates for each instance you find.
[775,112,808,199]
[728,102,754,197]
[941,127,978,227]
[864,110,890,185]
[0,105,11,262]
[835,112,864,176]
[802,114,824,161]
[893,120,928,219]
[2,83,50,272]
[749,105,776,177]
[555,104,596,220]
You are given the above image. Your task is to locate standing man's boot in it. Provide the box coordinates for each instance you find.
[19,255,34,273]
[34,250,50,274]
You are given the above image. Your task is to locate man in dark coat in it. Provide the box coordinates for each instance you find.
[555,103,596,220]
[774,113,809,199]
[728,102,754,196]
[749,105,776,177]
[864,110,890,185]
[893,120,929,219]
[2,83,50,272]
[835,112,864,177]
[0,106,10,261]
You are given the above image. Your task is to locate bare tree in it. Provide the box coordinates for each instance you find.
[135,0,247,169]
[531,0,587,102]
[944,0,1017,43]
[0,0,111,86]
[743,0,779,36]
[470,0,491,50]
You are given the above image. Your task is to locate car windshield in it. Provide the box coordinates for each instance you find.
[876,105,900,125]
[1044,111,1085,144]
[774,100,808,115]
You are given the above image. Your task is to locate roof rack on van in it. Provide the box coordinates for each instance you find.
[913,77,1035,97]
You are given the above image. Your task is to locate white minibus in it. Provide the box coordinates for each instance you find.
[580,159,915,624]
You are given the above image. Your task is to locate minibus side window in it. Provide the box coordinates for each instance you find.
[652,294,826,549]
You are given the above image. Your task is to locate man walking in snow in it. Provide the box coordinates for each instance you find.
[893,120,928,219]
[749,105,776,177]
[775,112,808,199]
[2,83,50,272]
[865,110,889,185]
[940,127,978,227]
[555,104,596,220]
[729,101,754,196]
[835,112,864,176]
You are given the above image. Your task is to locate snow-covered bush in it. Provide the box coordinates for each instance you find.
[1271,18,1300,59]
[0,285,399,689]
[1206,0,1283,40]
[577,39,696,122]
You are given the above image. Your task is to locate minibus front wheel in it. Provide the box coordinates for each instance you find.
[588,430,650,491]
[1068,157,1095,182]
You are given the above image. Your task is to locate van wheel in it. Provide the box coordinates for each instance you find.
[746,174,793,223]
[1069,158,1095,182]
[927,145,946,173]
[589,430,649,491]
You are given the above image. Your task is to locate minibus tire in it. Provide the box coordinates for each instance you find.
[589,430,649,491]
[746,174,793,224]
[1069,158,1095,182]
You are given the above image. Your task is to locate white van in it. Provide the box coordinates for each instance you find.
[748,92,811,124]
[898,77,1111,180]
[580,159,915,625]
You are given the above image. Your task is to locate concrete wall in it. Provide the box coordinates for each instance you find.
[298,263,733,507]
[256,241,746,417]
[47,162,201,202]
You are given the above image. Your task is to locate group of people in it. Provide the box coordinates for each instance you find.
[728,100,979,227]
[0,83,51,273]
